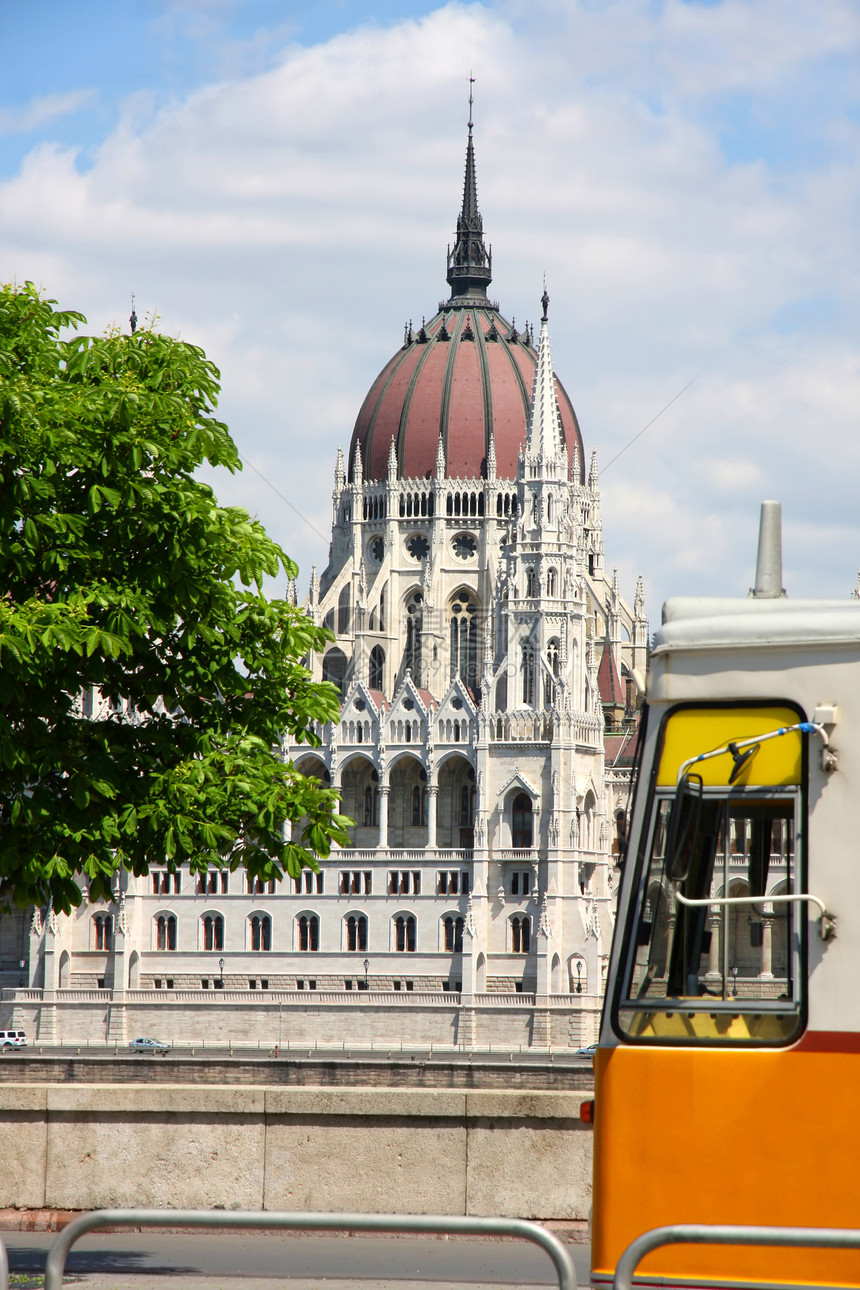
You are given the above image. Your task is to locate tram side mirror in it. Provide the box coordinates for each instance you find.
[666,773,704,883]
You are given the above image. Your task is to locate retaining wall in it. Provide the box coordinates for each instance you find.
[0,1084,593,1220]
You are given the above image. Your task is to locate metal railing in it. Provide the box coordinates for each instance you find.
[41,1208,576,1290]
[613,1222,860,1290]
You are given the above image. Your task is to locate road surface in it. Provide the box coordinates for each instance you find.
[3,1227,592,1289]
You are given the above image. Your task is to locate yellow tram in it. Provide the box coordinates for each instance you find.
[591,503,860,1289]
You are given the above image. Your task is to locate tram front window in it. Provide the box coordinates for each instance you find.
[618,792,801,1043]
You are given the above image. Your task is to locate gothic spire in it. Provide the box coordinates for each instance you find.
[446,80,492,302]
[525,290,564,462]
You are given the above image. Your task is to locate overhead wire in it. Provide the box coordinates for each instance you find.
[237,452,330,545]
[601,374,700,474]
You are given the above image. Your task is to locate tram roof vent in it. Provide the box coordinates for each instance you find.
[751,499,786,599]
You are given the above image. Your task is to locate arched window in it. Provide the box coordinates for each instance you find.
[202,913,224,952]
[337,584,351,634]
[379,583,387,632]
[250,914,271,952]
[544,638,560,707]
[444,915,464,953]
[346,914,368,952]
[322,647,347,694]
[613,810,627,857]
[449,590,479,688]
[411,785,426,826]
[521,641,535,705]
[298,914,319,952]
[155,914,177,951]
[369,645,385,691]
[525,566,536,597]
[511,914,531,954]
[512,793,533,848]
[93,913,113,951]
[395,914,417,952]
[546,567,557,597]
[364,785,379,826]
[403,592,423,681]
[460,784,475,827]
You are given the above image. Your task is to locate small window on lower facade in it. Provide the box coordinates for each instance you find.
[250,914,272,951]
[202,913,224,951]
[346,914,368,952]
[298,914,319,952]
[155,914,177,951]
[443,915,464,953]
[395,914,416,952]
[510,914,530,954]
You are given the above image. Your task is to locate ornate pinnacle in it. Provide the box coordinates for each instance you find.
[486,426,496,481]
[570,441,580,484]
[435,431,446,480]
[634,574,646,619]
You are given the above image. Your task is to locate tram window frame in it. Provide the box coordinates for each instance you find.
[610,700,809,1049]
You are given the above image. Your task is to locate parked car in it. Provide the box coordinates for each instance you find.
[0,1030,26,1051]
[576,1042,598,1058]
[129,1036,170,1056]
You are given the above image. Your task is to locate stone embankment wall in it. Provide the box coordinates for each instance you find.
[0,1084,593,1220]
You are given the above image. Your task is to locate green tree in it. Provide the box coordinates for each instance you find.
[0,282,349,912]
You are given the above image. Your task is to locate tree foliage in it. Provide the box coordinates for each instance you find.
[0,282,349,912]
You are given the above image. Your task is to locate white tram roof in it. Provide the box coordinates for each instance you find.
[653,597,860,655]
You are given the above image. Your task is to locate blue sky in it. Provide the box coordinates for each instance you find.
[1,0,858,614]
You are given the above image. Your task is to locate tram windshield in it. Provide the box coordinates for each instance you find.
[616,705,805,1044]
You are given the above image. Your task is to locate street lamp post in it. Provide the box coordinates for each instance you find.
[219,957,225,986]
[363,957,370,989]
[576,960,583,994]
[18,959,25,988]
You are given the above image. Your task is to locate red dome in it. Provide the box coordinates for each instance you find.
[349,305,584,483]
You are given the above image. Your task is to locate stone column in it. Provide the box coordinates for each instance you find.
[107,905,129,1044]
[377,784,390,850]
[705,909,722,986]
[760,912,774,980]
[426,785,438,851]
[38,913,59,1043]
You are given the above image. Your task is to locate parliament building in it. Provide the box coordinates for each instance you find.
[4,111,647,1051]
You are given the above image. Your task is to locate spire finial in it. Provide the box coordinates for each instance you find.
[129,292,137,335]
[541,275,549,323]
[446,81,492,302]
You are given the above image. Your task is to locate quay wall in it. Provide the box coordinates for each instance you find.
[0,1083,593,1221]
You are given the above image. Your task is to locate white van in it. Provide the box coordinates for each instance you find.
[0,1030,27,1050]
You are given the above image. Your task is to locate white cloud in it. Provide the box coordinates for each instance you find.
[0,0,857,615]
